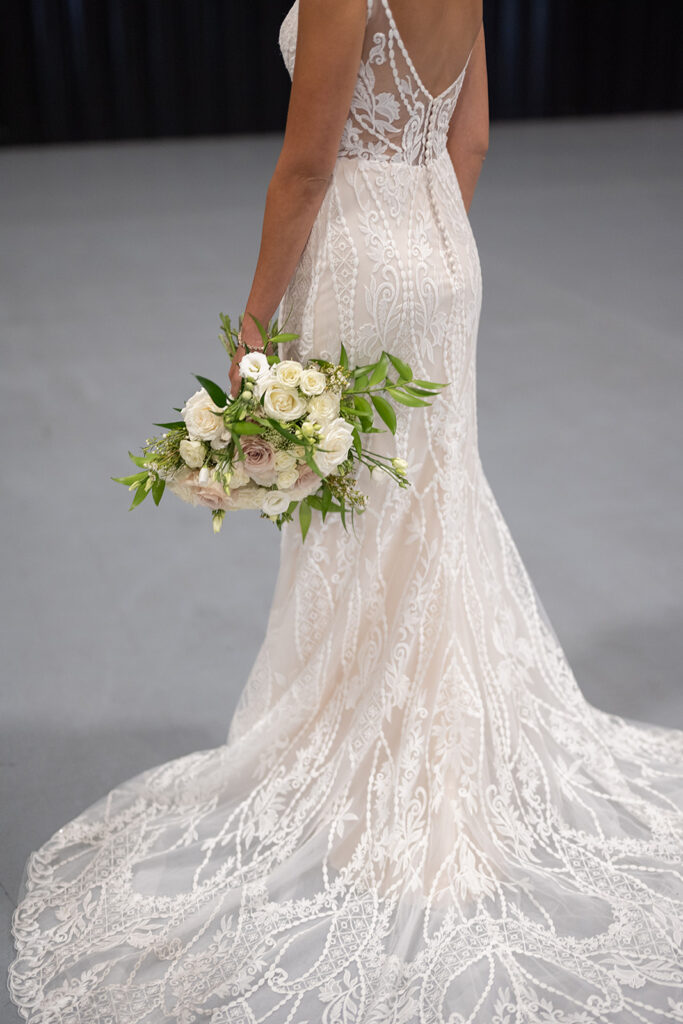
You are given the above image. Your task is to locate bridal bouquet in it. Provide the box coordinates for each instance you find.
[113,313,447,539]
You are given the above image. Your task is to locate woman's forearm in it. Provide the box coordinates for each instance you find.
[449,148,487,215]
[241,168,331,339]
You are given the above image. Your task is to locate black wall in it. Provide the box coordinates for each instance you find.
[2,0,682,146]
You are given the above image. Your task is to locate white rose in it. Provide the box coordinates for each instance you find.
[307,391,340,425]
[179,438,206,469]
[314,417,354,475]
[299,368,326,396]
[274,449,298,471]
[263,384,308,422]
[277,467,299,490]
[239,351,270,381]
[274,360,303,387]
[181,388,226,442]
[228,462,250,488]
[261,490,292,516]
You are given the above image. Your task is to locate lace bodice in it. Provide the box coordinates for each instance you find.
[278,0,471,165]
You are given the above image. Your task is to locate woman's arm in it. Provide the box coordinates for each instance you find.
[446,23,489,214]
[231,0,367,387]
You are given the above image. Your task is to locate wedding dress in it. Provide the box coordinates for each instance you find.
[8,1,683,1021]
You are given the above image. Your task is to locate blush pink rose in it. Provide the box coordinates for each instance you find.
[241,437,277,485]
[192,479,232,510]
[166,468,232,511]
[286,463,322,500]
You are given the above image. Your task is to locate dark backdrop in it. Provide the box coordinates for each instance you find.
[2,0,682,146]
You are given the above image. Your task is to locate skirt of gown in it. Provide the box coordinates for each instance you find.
[7,148,683,1024]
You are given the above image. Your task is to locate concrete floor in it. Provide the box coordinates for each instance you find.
[1,114,682,1014]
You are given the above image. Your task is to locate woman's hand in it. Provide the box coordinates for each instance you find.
[228,317,268,399]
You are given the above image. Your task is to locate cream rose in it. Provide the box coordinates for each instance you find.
[229,485,265,510]
[181,388,226,442]
[307,391,341,425]
[274,449,298,472]
[277,467,299,490]
[179,438,206,469]
[263,384,308,422]
[314,417,354,475]
[241,437,277,485]
[165,465,198,505]
[239,351,270,381]
[299,368,326,396]
[261,490,292,516]
[274,360,303,387]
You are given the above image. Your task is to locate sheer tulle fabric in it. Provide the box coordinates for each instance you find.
[8,0,683,1021]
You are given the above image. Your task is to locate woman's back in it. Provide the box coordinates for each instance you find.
[379,0,483,100]
[279,0,482,166]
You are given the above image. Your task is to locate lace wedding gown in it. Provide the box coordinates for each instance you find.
[8,1,683,1021]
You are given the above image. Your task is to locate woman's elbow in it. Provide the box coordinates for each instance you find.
[272,154,334,198]
[469,123,489,160]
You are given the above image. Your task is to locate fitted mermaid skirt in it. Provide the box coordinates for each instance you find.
[8,0,683,1020]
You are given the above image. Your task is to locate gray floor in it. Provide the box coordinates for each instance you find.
[1,114,682,1014]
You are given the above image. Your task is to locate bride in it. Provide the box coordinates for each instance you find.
[8,1,683,1021]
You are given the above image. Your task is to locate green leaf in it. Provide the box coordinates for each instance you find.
[368,352,389,388]
[370,394,397,433]
[112,471,148,486]
[306,495,324,510]
[387,353,413,380]
[299,499,312,542]
[152,477,166,505]
[352,395,374,419]
[268,332,299,344]
[387,387,429,407]
[403,384,440,398]
[129,479,151,510]
[194,374,228,408]
[152,420,186,430]
[128,451,150,468]
[304,448,325,477]
[339,342,349,370]
[231,421,263,435]
[352,372,371,392]
[352,427,362,458]
[412,378,448,390]
[232,435,245,460]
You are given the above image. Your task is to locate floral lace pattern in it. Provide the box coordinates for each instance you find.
[8,1,683,1022]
